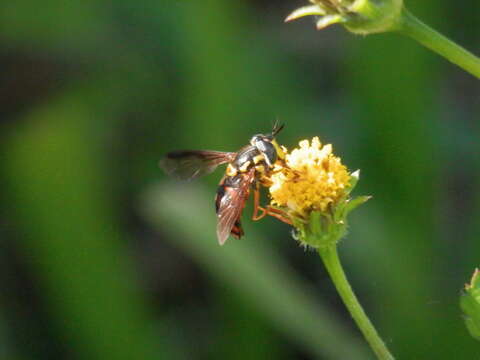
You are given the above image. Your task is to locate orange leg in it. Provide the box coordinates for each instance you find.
[251,185,293,225]
[252,186,267,221]
[260,206,293,225]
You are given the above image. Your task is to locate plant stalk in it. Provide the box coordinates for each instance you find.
[318,245,395,360]
[398,9,480,79]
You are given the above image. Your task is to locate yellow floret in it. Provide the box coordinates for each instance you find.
[269,137,350,217]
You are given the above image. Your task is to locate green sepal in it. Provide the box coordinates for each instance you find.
[295,211,346,249]
[347,170,360,194]
[316,15,346,30]
[342,195,371,218]
[334,170,370,223]
[285,5,327,22]
[294,170,369,249]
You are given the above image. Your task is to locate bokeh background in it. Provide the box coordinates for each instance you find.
[1,0,479,359]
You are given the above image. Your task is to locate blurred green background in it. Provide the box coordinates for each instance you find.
[1,0,479,359]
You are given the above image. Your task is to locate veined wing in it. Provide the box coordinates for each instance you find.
[160,150,236,180]
[216,169,255,245]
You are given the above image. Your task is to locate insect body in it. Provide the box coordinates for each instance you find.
[160,123,285,245]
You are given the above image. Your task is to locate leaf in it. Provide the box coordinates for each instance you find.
[461,269,480,341]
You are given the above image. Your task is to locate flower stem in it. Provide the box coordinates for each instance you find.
[397,9,480,79]
[318,245,395,360]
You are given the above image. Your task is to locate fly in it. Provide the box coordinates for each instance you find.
[160,123,290,245]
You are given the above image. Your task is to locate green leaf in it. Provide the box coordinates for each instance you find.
[460,269,480,341]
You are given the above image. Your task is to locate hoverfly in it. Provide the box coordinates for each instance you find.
[160,123,290,245]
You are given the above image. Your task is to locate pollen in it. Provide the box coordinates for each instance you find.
[269,137,351,217]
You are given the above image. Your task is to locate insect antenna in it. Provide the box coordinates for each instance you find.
[271,120,285,137]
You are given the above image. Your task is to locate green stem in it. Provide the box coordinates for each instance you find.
[398,9,480,79]
[318,245,395,360]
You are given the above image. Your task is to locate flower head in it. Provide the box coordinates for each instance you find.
[266,136,369,248]
[286,0,403,34]
[269,137,350,217]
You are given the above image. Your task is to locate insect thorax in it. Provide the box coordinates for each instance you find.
[225,145,275,177]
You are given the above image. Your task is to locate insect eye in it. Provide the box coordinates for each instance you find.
[254,140,277,166]
[250,134,263,146]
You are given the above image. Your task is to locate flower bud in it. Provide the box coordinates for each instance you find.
[286,0,403,35]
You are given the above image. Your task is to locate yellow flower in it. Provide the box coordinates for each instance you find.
[269,137,351,218]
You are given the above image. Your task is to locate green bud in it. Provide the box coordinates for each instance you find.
[461,269,480,341]
[286,0,403,34]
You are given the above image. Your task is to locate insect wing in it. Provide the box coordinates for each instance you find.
[160,150,236,180]
[216,170,255,245]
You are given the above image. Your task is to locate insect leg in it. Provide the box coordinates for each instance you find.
[261,206,293,225]
[252,183,268,221]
